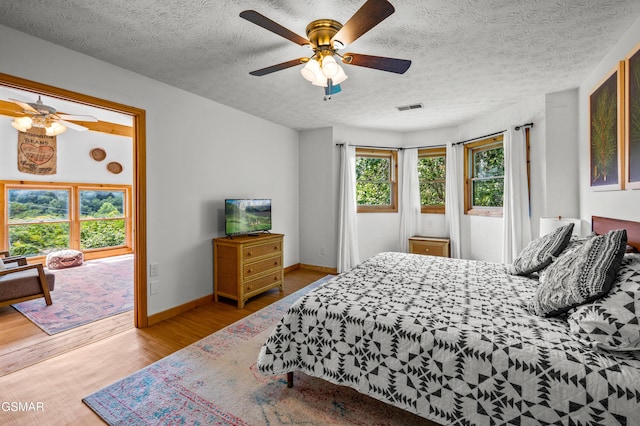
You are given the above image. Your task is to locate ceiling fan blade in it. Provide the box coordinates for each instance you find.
[57,113,98,122]
[332,0,395,47]
[9,98,38,113]
[343,53,411,74]
[240,10,310,47]
[57,119,88,131]
[250,58,306,76]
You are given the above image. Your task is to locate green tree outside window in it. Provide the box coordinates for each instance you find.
[355,149,398,212]
[418,148,446,213]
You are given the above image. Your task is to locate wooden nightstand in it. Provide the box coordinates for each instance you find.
[408,236,450,257]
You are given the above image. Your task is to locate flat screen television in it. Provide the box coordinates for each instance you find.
[225,199,272,236]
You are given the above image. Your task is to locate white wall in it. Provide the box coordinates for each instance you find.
[0,115,133,185]
[299,127,336,268]
[0,25,301,316]
[578,16,640,226]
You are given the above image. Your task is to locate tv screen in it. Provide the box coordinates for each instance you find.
[225,199,272,235]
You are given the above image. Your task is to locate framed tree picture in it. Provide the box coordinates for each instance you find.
[589,61,625,191]
[626,42,640,190]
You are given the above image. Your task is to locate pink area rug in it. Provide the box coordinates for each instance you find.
[12,254,133,335]
[83,275,429,425]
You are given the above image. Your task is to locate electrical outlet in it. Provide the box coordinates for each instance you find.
[320,246,327,256]
[150,280,159,295]
[150,263,160,277]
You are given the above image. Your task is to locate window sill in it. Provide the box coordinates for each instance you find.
[466,208,503,217]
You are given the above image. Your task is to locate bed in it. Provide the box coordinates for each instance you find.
[257,216,640,424]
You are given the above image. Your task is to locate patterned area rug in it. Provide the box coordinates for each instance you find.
[83,275,430,425]
[12,254,133,335]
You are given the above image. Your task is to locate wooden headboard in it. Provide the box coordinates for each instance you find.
[592,216,640,252]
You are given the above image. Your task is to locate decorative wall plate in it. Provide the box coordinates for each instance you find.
[107,161,123,174]
[90,147,107,161]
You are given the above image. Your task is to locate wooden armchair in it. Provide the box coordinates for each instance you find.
[0,255,55,308]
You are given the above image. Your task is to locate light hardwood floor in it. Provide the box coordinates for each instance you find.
[0,268,327,425]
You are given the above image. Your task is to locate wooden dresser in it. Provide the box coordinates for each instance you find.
[213,233,284,308]
[408,236,450,257]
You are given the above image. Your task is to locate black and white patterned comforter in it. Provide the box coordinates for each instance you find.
[257,252,640,425]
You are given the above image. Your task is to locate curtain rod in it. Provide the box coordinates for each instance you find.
[453,122,534,146]
[334,143,446,151]
[335,143,400,150]
[335,122,534,150]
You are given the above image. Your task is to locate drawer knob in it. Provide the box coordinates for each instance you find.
[424,248,430,252]
[274,276,278,281]
[247,252,252,257]
[274,261,278,265]
[247,286,252,291]
[247,269,252,273]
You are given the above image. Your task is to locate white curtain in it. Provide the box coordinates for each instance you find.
[502,126,532,264]
[337,144,360,273]
[399,148,421,252]
[445,142,463,258]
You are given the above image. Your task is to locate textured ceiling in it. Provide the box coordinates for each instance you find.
[0,0,639,132]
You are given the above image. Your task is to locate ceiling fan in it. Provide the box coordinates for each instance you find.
[8,96,98,136]
[240,0,411,99]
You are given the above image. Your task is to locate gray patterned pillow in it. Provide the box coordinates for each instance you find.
[511,223,574,275]
[527,229,627,317]
[567,254,640,351]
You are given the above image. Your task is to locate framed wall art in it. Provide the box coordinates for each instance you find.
[589,61,625,191]
[626,42,640,190]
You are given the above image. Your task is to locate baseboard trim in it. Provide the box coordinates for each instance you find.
[148,264,334,325]
[148,294,213,326]
[300,263,338,275]
[284,263,300,274]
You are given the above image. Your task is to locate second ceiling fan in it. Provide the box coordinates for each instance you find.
[240,0,411,98]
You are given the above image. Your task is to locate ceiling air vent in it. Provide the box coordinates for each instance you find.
[396,103,424,112]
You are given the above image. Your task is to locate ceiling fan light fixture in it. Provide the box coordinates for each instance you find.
[332,66,348,84]
[45,121,67,136]
[312,76,328,87]
[321,55,340,78]
[301,59,321,82]
[11,116,33,132]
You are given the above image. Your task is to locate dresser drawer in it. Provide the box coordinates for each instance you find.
[244,270,282,295]
[243,240,282,261]
[409,237,450,257]
[243,255,282,278]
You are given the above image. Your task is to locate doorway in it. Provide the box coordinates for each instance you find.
[0,73,147,345]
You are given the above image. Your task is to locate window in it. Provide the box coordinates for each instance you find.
[463,130,531,216]
[2,182,132,259]
[464,135,504,215]
[80,190,127,250]
[355,148,398,212]
[418,147,446,214]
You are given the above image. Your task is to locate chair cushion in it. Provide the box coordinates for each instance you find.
[0,268,56,302]
[46,249,84,270]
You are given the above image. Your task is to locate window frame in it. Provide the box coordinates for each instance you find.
[464,135,505,216]
[418,147,446,214]
[355,148,398,213]
[463,129,531,217]
[1,180,133,261]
